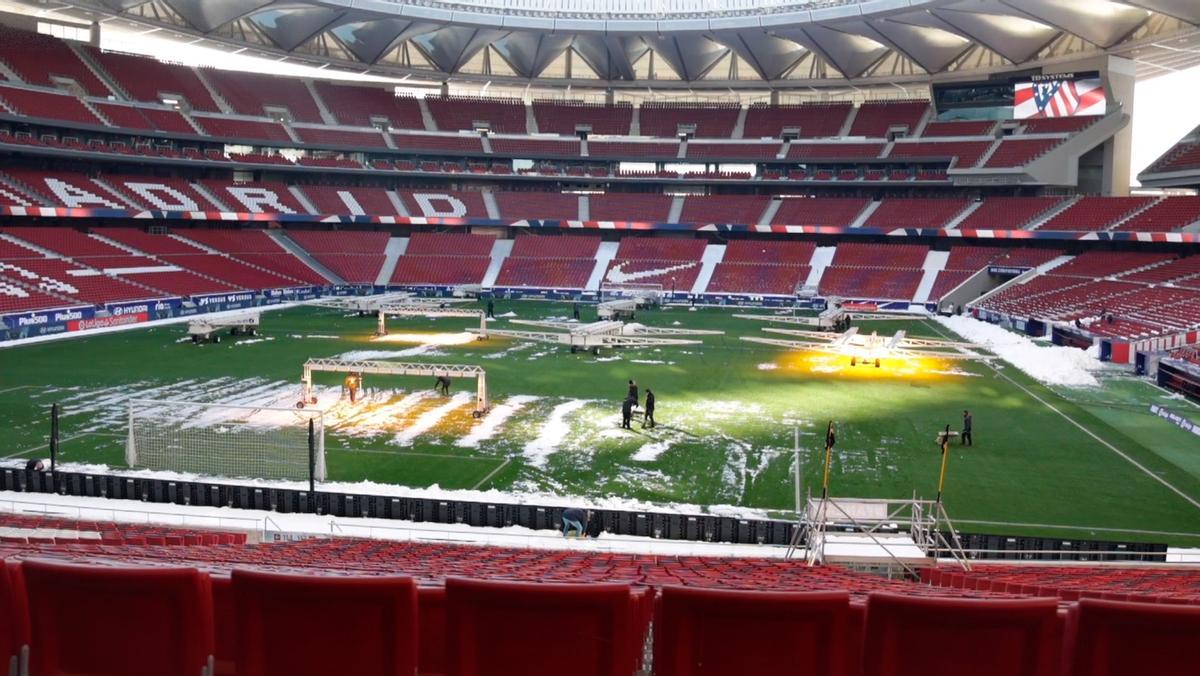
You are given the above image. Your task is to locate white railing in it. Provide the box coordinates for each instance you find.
[0,496,263,533]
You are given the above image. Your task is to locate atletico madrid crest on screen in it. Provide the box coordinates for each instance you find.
[1013,77,1107,118]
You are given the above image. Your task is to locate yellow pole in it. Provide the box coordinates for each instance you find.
[936,424,951,504]
[820,421,834,500]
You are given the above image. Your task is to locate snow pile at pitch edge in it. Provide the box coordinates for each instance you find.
[22,460,773,520]
[935,315,1101,387]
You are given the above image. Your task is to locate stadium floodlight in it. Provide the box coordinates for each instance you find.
[125,398,326,482]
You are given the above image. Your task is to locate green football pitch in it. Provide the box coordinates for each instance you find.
[2,301,1200,546]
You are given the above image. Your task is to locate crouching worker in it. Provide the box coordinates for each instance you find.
[562,507,589,538]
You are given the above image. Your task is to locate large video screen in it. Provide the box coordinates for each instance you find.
[1013,74,1107,119]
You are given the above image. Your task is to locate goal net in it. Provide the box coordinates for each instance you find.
[125,398,326,482]
[599,282,664,306]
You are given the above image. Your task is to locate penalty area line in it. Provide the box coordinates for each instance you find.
[471,458,511,490]
[924,320,1200,514]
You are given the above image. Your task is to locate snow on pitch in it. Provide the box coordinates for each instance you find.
[935,315,1101,387]
[458,395,539,448]
[393,392,472,445]
[523,399,592,468]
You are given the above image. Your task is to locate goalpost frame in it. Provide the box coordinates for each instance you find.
[125,398,326,482]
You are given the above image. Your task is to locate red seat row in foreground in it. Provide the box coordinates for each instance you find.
[3,559,1200,676]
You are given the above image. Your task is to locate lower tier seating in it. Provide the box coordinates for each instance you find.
[390,255,490,286]
[495,258,595,289]
[707,263,810,295]
[819,266,924,300]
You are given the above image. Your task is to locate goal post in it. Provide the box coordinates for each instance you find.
[125,398,326,482]
[598,282,664,306]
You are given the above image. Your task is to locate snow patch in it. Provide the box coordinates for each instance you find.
[233,337,274,346]
[524,399,592,468]
[632,440,671,462]
[336,345,445,360]
[935,316,1100,387]
[393,392,472,446]
[757,363,778,371]
[457,395,539,447]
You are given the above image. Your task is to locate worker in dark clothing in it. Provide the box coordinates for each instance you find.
[642,389,656,429]
[562,507,589,538]
[24,458,45,472]
[621,396,635,430]
[434,375,451,396]
[961,410,973,447]
[572,303,581,321]
[627,379,638,404]
[486,298,495,319]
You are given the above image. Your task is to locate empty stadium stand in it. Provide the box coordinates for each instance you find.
[588,194,673,222]
[863,198,970,229]
[532,100,631,136]
[0,85,104,126]
[678,195,769,225]
[426,96,525,134]
[742,102,851,139]
[848,100,928,137]
[84,47,221,112]
[0,25,110,97]
[771,197,869,227]
[312,82,423,129]
[639,101,740,138]
[1038,197,1156,231]
[707,240,814,295]
[954,196,1065,230]
[495,233,600,289]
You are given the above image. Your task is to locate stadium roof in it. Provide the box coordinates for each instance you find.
[15,0,1200,89]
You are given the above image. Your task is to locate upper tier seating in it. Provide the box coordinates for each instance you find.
[0,26,110,96]
[91,102,195,135]
[2,169,132,209]
[393,189,489,219]
[983,138,1061,167]
[85,48,220,111]
[771,198,869,227]
[202,69,323,123]
[1,226,129,257]
[389,133,483,154]
[190,116,292,143]
[494,191,579,221]
[199,181,310,214]
[532,100,631,135]
[0,85,103,126]
[1020,116,1099,134]
[848,101,928,137]
[1111,197,1200,232]
[589,141,679,158]
[687,142,779,159]
[312,82,423,128]
[1039,197,1156,231]
[887,141,992,168]
[863,199,970,229]
[1145,140,1200,174]
[426,96,525,134]
[589,194,673,222]
[742,102,852,139]
[678,195,770,225]
[954,196,1065,230]
[297,185,398,216]
[788,143,884,160]
[921,120,996,137]
[490,138,580,157]
[638,102,740,138]
[293,127,388,149]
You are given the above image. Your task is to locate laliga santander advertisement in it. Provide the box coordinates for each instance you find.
[67,312,148,331]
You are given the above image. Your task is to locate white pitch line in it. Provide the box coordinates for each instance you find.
[925,320,1200,514]
[471,458,511,490]
[0,385,35,395]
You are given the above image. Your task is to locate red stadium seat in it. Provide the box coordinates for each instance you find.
[21,559,213,676]
[862,592,1060,676]
[418,586,447,676]
[1068,598,1200,676]
[231,569,418,676]
[445,577,641,676]
[654,587,851,676]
